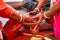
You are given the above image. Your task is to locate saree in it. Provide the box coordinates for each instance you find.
[54,0,60,38]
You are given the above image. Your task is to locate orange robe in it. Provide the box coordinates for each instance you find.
[0,0,12,17]
[0,0,23,39]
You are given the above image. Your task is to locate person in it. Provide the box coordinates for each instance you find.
[0,0,39,40]
[3,0,59,40]
[30,0,60,38]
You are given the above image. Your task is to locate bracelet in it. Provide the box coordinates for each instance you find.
[35,8,40,12]
[44,12,50,19]
[19,14,23,22]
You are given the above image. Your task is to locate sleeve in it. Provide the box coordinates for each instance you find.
[0,0,14,18]
[0,0,7,10]
[0,4,16,18]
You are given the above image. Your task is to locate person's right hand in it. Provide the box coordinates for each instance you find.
[22,12,40,27]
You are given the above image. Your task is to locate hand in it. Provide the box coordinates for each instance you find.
[22,12,40,27]
[29,9,39,15]
[23,13,35,23]
[30,10,44,33]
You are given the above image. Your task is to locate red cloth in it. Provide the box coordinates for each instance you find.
[0,0,16,18]
[0,0,7,10]
[14,36,27,40]
[53,0,60,38]
[0,6,13,17]
[3,19,23,38]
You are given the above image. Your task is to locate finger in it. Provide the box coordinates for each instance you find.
[29,12,37,15]
[27,18,35,23]
[33,20,36,23]
[40,9,44,14]
[31,14,40,19]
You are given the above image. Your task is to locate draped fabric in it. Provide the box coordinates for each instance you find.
[0,0,7,10]
[54,0,60,38]
[56,0,60,3]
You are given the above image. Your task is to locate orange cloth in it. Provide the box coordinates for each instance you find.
[0,0,13,18]
[0,7,13,17]
[0,0,23,39]
[3,19,23,38]
[0,0,7,10]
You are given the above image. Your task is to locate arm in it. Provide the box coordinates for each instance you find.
[29,0,47,15]
[34,1,60,25]
[0,4,24,21]
[35,0,47,11]
[44,2,60,17]
[0,4,38,23]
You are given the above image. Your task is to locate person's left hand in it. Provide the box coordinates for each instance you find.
[29,9,39,15]
[23,12,40,27]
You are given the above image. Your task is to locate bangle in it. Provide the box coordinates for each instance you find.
[19,14,23,22]
[44,12,50,18]
[35,8,40,12]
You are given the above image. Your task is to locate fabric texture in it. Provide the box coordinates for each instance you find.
[0,4,15,18]
[54,0,60,38]
[0,0,7,10]
[0,0,14,18]
[56,0,60,3]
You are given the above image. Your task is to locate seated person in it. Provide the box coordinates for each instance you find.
[0,0,39,40]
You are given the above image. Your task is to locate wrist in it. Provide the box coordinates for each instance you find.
[19,14,23,22]
[34,8,40,12]
[19,14,25,22]
[22,14,26,22]
[43,12,50,19]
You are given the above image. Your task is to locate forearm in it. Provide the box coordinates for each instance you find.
[35,0,47,11]
[1,4,24,21]
[9,10,21,21]
[45,2,60,17]
[6,4,23,21]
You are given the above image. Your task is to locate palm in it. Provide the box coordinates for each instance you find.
[23,12,40,27]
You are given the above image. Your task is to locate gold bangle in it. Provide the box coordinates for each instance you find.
[17,11,23,22]
[35,8,40,12]
[44,12,50,18]
[19,14,23,22]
